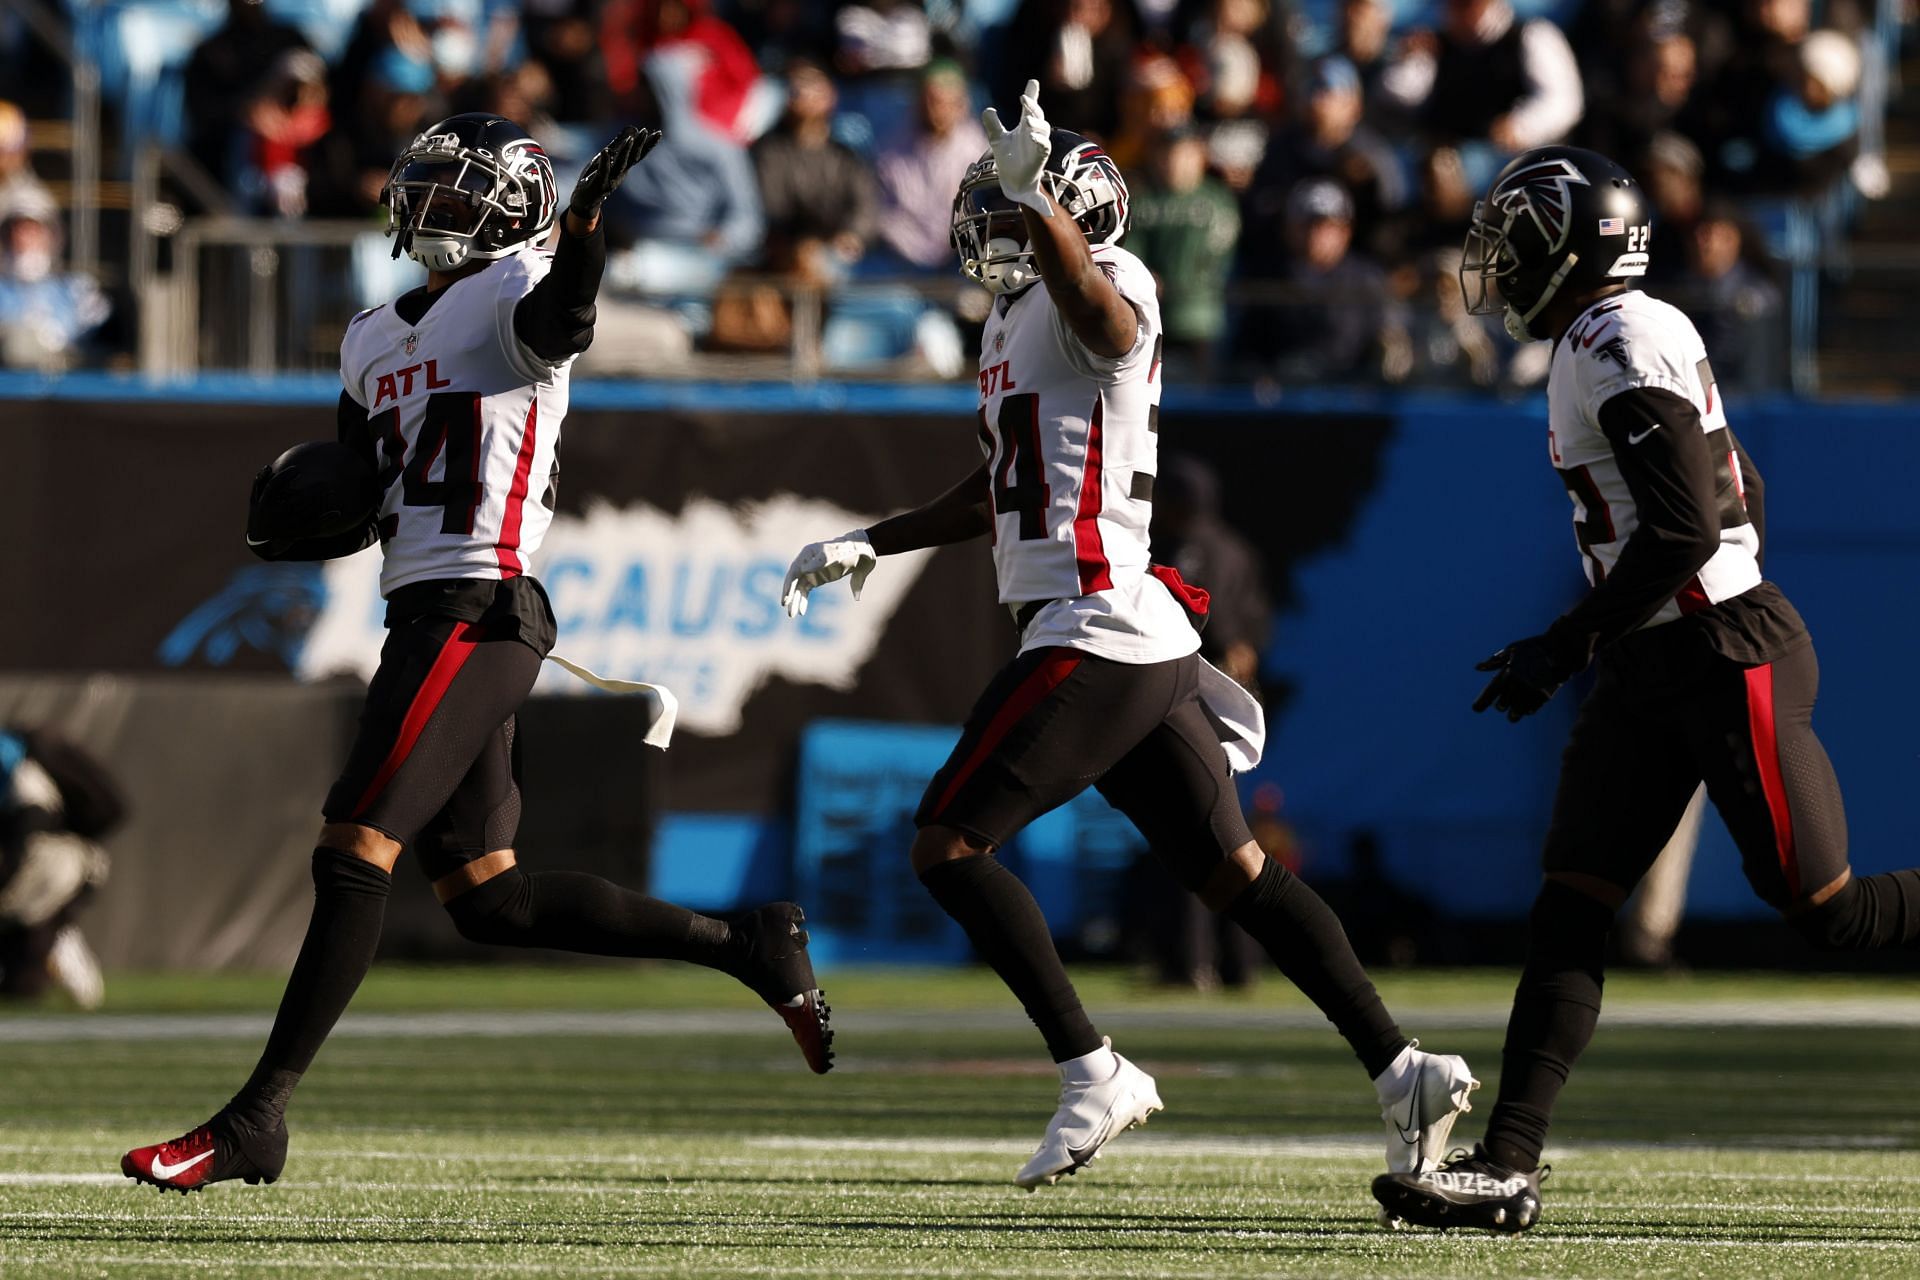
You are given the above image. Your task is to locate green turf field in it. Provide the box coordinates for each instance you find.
[5,965,1920,1278]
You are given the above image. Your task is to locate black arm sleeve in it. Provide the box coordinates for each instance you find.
[247,392,382,563]
[513,221,608,363]
[1543,387,1724,667]
[1730,430,1766,570]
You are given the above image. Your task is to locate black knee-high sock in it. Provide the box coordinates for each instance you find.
[1793,870,1920,949]
[229,849,392,1126]
[1483,881,1614,1172]
[919,856,1100,1062]
[1226,859,1409,1078]
[444,868,736,965]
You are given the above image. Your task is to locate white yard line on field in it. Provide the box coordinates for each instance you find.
[6,998,1920,1045]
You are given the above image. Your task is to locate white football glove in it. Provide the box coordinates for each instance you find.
[782,530,878,618]
[981,79,1053,217]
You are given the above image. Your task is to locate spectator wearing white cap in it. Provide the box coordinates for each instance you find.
[1757,29,1863,195]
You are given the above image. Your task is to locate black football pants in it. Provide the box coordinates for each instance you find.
[1544,633,1846,909]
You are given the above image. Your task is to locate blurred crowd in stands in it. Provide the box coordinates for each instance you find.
[0,0,1896,382]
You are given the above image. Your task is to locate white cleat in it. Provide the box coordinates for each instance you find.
[1014,1039,1163,1189]
[1379,1043,1479,1176]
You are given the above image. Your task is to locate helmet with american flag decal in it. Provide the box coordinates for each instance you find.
[951,129,1129,295]
[1462,145,1651,342]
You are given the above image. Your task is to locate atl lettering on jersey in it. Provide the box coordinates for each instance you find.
[340,246,572,596]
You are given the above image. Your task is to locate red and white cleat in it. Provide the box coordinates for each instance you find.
[121,1115,287,1194]
[770,987,835,1076]
[732,902,835,1074]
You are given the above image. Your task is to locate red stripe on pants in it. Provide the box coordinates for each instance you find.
[1743,662,1801,898]
[932,650,1084,821]
[351,621,483,818]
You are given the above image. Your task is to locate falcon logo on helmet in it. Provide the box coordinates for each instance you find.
[951,130,1129,296]
[1488,157,1588,256]
[1462,145,1651,342]
[383,113,558,273]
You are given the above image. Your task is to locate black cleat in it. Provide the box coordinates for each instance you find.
[730,902,834,1074]
[121,1111,288,1194]
[1372,1144,1546,1233]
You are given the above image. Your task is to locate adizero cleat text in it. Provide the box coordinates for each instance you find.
[1371,1144,1546,1233]
[121,1113,288,1194]
[1379,1044,1480,1175]
[732,902,834,1073]
[1015,1040,1163,1190]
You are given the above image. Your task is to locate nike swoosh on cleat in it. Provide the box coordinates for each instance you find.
[1393,1089,1422,1144]
[149,1149,213,1180]
[1064,1102,1125,1167]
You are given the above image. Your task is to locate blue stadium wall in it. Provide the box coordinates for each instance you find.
[3,375,1916,957]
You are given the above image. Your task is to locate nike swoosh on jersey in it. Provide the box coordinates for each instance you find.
[149,1148,214,1179]
[1627,425,1660,444]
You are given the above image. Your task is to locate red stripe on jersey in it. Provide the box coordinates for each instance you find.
[930,649,1083,821]
[495,399,539,578]
[1073,397,1112,593]
[351,621,483,818]
[1743,663,1801,898]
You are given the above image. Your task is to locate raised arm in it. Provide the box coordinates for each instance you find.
[986,82,1137,359]
[513,127,660,363]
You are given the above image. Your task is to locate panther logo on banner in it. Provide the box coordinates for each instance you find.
[296,496,934,736]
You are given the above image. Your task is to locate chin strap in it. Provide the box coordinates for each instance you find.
[1511,251,1580,339]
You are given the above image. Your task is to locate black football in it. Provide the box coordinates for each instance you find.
[249,441,380,542]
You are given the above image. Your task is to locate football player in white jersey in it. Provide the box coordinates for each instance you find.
[1374,145,1920,1233]
[122,114,832,1195]
[782,83,1476,1190]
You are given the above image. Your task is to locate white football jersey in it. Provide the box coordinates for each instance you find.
[340,246,570,596]
[976,244,1198,664]
[1547,290,1761,628]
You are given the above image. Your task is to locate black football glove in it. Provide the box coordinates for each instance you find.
[569,126,662,223]
[1473,636,1575,722]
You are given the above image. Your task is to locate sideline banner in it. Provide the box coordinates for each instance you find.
[1,402,1009,813]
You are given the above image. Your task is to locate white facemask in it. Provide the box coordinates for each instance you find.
[977,236,1036,295]
[408,232,469,272]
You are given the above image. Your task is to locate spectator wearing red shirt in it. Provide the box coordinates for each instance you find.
[602,0,764,142]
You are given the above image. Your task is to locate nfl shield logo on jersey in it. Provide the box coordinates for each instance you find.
[402,331,419,357]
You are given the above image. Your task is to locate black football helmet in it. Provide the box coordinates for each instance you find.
[383,113,558,272]
[247,441,379,556]
[1463,145,1652,341]
[951,129,1129,295]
